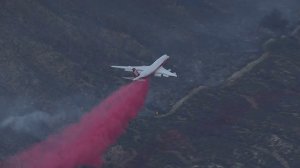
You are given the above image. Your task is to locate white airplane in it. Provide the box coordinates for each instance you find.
[111,54,177,81]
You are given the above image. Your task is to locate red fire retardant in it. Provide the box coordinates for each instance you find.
[2,80,149,168]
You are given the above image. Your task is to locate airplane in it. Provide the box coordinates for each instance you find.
[111,54,177,81]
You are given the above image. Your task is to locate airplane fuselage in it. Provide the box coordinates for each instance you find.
[133,55,169,80]
[111,54,176,80]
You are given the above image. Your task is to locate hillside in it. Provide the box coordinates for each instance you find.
[117,36,300,168]
[0,0,299,167]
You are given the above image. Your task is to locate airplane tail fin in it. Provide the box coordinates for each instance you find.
[132,68,140,77]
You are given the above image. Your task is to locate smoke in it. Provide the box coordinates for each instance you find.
[0,111,55,139]
[1,79,149,168]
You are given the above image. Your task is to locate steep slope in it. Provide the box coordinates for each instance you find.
[121,36,300,167]
[0,0,300,166]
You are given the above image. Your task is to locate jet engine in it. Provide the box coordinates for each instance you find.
[154,73,162,77]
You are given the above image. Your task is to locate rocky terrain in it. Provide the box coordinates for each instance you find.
[0,0,299,167]
[119,36,299,168]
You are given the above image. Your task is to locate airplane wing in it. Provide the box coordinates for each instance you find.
[111,66,147,72]
[154,66,177,77]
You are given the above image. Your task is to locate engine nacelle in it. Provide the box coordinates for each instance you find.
[154,73,162,77]
[162,74,169,77]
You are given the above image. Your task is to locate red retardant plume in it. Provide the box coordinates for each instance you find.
[2,79,149,168]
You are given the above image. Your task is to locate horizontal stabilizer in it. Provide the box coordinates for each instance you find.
[122,77,135,80]
[122,77,145,81]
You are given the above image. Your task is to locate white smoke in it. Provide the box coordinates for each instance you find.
[0,92,98,140]
[0,111,66,139]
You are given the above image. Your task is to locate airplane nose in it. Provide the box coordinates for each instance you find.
[162,54,169,58]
